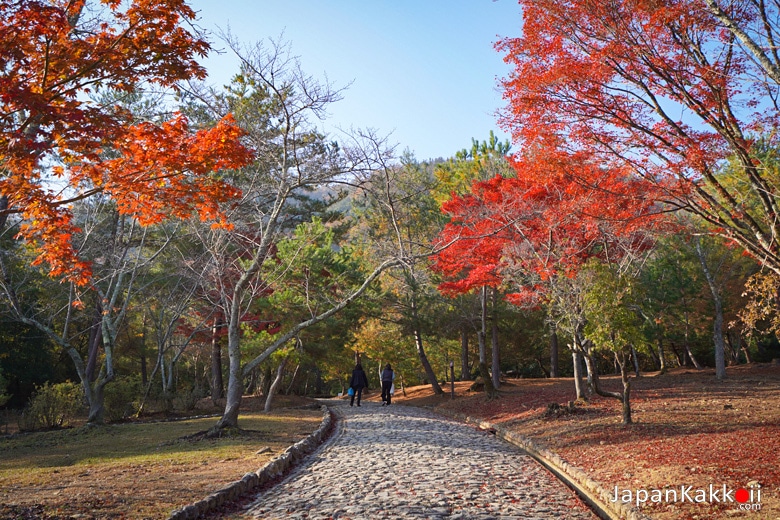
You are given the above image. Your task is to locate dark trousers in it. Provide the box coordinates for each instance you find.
[381,380,392,404]
[350,387,363,406]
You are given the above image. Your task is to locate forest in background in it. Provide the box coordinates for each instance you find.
[3,0,780,432]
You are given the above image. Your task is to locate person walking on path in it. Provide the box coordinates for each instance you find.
[349,363,369,407]
[381,363,395,405]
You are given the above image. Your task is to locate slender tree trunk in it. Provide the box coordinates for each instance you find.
[725,332,739,365]
[630,345,641,377]
[619,354,632,425]
[85,299,103,382]
[140,351,147,387]
[734,333,752,363]
[213,316,243,431]
[245,368,258,395]
[582,348,632,425]
[460,327,471,381]
[536,357,550,378]
[669,342,684,367]
[711,302,726,379]
[261,364,273,397]
[683,314,703,369]
[413,322,442,393]
[478,286,497,398]
[491,288,501,389]
[696,239,726,379]
[550,326,560,378]
[86,380,108,424]
[411,295,443,395]
[583,340,594,392]
[656,336,667,373]
[139,315,148,386]
[285,363,301,395]
[211,316,224,402]
[264,356,289,412]
[572,349,586,401]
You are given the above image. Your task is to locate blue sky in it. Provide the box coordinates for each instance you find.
[186,0,523,161]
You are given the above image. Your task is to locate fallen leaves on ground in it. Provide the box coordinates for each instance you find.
[392,363,780,520]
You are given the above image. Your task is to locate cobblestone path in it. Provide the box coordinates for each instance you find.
[240,402,599,519]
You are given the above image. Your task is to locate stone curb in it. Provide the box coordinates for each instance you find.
[168,405,333,520]
[435,408,653,520]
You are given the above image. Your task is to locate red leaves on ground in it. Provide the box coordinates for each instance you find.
[414,365,780,520]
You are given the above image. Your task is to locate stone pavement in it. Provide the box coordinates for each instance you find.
[239,401,600,519]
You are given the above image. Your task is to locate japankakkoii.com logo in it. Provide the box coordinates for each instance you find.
[611,482,762,512]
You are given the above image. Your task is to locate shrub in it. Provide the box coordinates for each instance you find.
[104,376,142,422]
[18,381,83,431]
[174,384,206,413]
[0,370,10,408]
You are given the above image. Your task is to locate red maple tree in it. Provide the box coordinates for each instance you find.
[0,0,253,284]
[434,148,659,304]
[495,0,780,275]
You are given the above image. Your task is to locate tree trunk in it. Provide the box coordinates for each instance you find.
[734,333,753,363]
[460,327,471,381]
[696,238,726,380]
[630,345,641,377]
[261,364,273,396]
[140,317,148,386]
[657,336,667,374]
[536,357,550,378]
[550,326,560,378]
[725,332,739,365]
[245,367,258,395]
[85,299,103,382]
[491,288,501,389]
[619,355,632,425]
[572,349,586,401]
[683,314,703,369]
[478,286,497,398]
[712,303,726,379]
[140,351,147,387]
[285,363,301,395]
[583,341,594,392]
[411,295,443,395]
[86,380,108,424]
[414,326,443,394]
[213,316,243,431]
[211,316,224,402]
[264,356,289,412]
[669,342,684,367]
[582,348,632,425]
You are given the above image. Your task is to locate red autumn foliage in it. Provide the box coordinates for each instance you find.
[433,149,661,304]
[0,0,253,284]
[496,0,780,275]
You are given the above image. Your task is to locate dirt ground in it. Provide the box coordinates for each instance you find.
[388,363,780,520]
[0,395,322,519]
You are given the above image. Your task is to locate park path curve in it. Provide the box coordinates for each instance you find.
[238,401,599,519]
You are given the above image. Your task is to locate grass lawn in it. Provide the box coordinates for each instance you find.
[0,396,322,519]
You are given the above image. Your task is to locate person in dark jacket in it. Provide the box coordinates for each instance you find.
[381,363,395,405]
[349,363,369,407]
